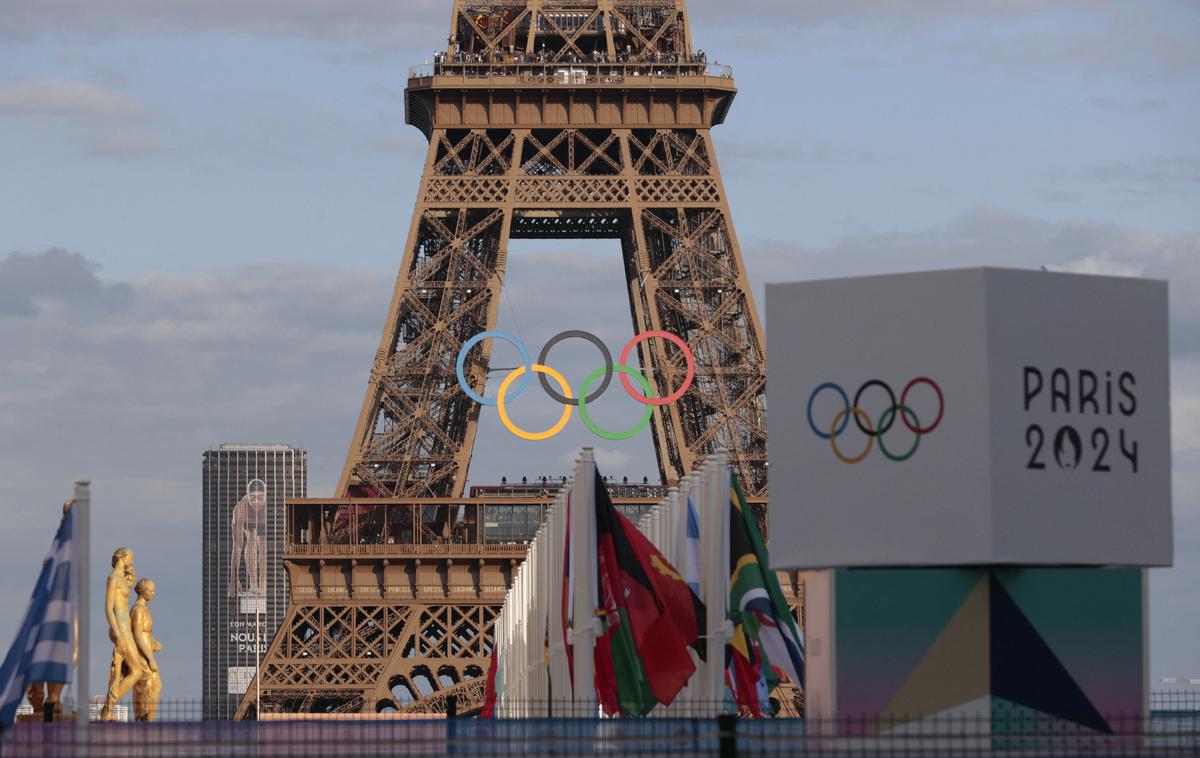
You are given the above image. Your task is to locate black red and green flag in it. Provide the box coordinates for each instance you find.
[592,468,705,716]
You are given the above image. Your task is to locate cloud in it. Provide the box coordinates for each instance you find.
[690,0,1200,78]
[1084,156,1200,197]
[560,446,634,474]
[1040,190,1081,204]
[714,138,874,166]
[83,128,172,158]
[0,248,133,316]
[745,212,1200,357]
[1047,256,1144,277]
[1087,96,1169,112]
[0,78,169,160]
[0,79,147,121]
[0,0,445,46]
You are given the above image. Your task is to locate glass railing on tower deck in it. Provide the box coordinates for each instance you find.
[407,59,733,83]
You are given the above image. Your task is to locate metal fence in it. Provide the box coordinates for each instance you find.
[3,693,1198,757]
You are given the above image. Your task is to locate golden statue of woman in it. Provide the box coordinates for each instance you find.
[131,579,162,721]
[100,547,144,720]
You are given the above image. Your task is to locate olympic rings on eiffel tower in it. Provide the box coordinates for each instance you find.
[455,329,695,440]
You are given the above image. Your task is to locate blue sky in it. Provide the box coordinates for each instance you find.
[1,1,1197,701]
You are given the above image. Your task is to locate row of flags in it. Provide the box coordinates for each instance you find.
[0,505,76,730]
[483,463,805,717]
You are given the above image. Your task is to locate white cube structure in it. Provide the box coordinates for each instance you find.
[766,267,1171,569]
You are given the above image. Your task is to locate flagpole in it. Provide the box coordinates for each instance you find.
[73,481,90,752]
[702,453,729,712]
[675,476,694,710]
[549,485,572,711]
[570,447,596,717]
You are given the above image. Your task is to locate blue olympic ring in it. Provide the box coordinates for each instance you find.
[456,330,532,406]
[807,382,849,439]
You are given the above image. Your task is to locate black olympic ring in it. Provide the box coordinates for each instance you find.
[537,330,613,406]
[853,379,897,437]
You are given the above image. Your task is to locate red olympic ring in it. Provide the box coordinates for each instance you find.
[900,377,944,434]
[618,330,695,407]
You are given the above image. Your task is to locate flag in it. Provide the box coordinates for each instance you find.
[684,494,701,596]
[727,474,805,712]
[725,640,770,717]
[0,506,76,729]
[480,628,503,718]
[593,468,704,716]
[561,493,573,682]
[560,490,620,711]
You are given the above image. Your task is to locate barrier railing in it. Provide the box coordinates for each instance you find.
[4,695,1198,756]
[407,61,734,84]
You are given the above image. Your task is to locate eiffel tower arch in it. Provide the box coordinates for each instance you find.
[238,0,791,719]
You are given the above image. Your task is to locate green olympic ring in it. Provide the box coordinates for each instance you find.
[578,365,656,441]
[876,405,921,462]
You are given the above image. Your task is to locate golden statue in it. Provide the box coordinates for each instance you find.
[131,579,162,721]
[100,547,144,721]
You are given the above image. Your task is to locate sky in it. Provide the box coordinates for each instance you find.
[1,1,1198,703]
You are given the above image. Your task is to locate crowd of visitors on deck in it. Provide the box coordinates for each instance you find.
[422,45,724,79]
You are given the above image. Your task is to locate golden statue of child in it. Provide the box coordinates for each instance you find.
[131,579,162,721]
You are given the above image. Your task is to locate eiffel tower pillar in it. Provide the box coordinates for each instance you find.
[239,0,792,719]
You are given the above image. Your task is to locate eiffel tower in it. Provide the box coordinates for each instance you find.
[238,0,790,718]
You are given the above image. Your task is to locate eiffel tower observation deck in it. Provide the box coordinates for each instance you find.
[238,0,794,719]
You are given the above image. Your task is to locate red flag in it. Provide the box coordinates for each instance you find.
[480,638,500,718]
[592,470,703,712]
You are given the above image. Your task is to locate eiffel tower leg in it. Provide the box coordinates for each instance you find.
[337,128,521,499]
[242,129,523,718]
[620,127,769,498]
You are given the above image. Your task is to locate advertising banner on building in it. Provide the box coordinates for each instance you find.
[202,445,305,719]
[766,268,1170,568]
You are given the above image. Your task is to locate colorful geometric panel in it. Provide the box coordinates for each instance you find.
[989,573,1110,733]
[831,567,1144,738]
[875,574,989,731]
[834,568,980,723]
[994,568,1145,721]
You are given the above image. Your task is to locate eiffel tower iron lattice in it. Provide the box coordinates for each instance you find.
[237,0,795,719]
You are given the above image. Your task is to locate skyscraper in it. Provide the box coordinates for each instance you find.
[202,444,306,720]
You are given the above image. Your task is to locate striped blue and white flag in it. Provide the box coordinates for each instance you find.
[0,506,75,729]
[684,494,701,596]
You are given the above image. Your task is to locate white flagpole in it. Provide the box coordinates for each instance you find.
[73,481,90,749]
[702,453,730,711]
[548,488,571,707]
[676,475,696,710]
[570,448,596,716]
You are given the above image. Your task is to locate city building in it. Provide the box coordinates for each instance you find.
[202,444,306,720]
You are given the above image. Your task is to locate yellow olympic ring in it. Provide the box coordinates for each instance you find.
[497,364,574,441]
[830,407,874,464]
